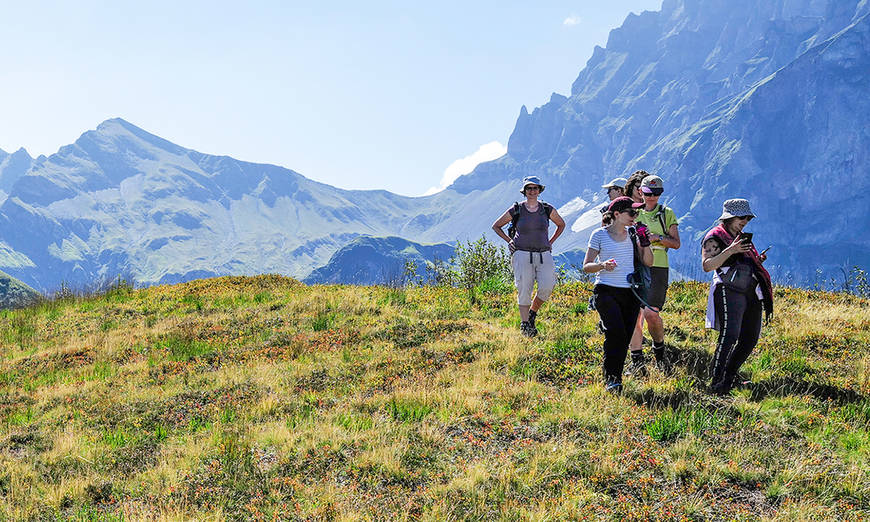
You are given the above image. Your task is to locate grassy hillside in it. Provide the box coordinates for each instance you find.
[0,275,868,520]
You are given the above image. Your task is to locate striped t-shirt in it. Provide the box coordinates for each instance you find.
[587,228,635,288]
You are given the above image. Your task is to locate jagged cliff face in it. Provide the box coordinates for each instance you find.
[452,0,870,279]
[0,148,34,202]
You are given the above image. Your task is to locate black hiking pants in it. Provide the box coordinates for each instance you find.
[593,284,641,384]
[711,284,763,391]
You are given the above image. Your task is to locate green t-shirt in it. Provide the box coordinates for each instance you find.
[636,204,679,268]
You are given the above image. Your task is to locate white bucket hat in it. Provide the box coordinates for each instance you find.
[718,198,756,221]
[520,176,545,194]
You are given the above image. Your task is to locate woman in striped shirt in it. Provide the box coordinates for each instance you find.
[583,196,653,393]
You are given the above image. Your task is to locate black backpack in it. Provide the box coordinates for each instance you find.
[507,201,553,239]
[627,227,654,309]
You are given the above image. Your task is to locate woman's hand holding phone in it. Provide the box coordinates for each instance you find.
[726,235,752,255]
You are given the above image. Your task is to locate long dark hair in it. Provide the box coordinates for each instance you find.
[624,170,650,200]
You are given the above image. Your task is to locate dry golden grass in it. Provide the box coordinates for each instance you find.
[0,276,867,519]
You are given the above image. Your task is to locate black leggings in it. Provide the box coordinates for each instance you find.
[711,284,763,389]
[594,285,641,384]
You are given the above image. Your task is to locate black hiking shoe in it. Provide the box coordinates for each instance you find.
[710,376,733,396]
[625,351,648,378]
[653,345,672,374]
[527,310,539,337]
[604,377,623,394]
[520,321,536,338]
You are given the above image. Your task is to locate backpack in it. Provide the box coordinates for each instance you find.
[627,228,653,307]
[507,201,553,239]
[717,259,757,294]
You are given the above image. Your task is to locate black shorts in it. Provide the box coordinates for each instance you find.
[648,267,669,310]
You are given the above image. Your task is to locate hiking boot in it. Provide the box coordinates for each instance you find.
[710,382,731,396]
[604,375,623,394]
[520,321,535,338]
[653,346,672,374]
[625,351,648,378]
[527,310,539,337]
[710,376,733,396]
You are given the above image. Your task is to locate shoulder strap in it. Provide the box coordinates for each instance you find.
[656,204,668,234]
[541,202,553,217]
[509,202,521,222]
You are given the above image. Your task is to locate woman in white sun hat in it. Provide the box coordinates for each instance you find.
[492,176,566,337]
[701,198,773,395]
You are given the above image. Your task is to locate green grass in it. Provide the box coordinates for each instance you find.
[0,275,867,519]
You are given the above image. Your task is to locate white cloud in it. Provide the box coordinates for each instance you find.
[423,141,507,196]
[563,15,581,26]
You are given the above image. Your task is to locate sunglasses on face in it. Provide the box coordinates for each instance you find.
[524,186,541,192]
[619,209,638,217]
[643,191,663,197]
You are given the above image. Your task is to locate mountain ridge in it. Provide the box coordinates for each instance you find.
[1,0,867,289]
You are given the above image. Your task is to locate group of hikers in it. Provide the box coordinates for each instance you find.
[492,172,773,395]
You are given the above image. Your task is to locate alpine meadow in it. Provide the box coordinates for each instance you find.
[0,272,867,519]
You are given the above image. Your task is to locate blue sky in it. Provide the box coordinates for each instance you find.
[0,1,662,196]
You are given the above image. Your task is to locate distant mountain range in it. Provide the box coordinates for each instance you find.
[303,236,455,285]
[1,0,867,291]
[303,236,590,286]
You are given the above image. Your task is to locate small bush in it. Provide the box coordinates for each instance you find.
[474,275,513,296]
[387,398,431,423]
[312,310,335,331]
[646,409,721,442]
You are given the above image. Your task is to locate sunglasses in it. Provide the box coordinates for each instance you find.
[524,185,541,191]
[618,209,638,217]
[642,191,663,197]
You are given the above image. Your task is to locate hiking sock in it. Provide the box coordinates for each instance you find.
[652,341,666,363]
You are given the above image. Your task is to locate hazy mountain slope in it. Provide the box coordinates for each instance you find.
[0,268,40,309]
[303,236,455,285]
[0,120,463,291]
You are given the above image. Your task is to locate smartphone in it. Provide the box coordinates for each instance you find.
[738,232,753,243]
[760,245,772,255]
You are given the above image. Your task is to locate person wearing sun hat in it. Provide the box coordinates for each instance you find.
[492,176,566,337]
[701,198,773,395]
[602,177,627,200]
[599,177,628,218]
[583,196,654,393]
[626,174,681,375]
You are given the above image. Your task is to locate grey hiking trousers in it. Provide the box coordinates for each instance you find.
[511,250,555,306]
